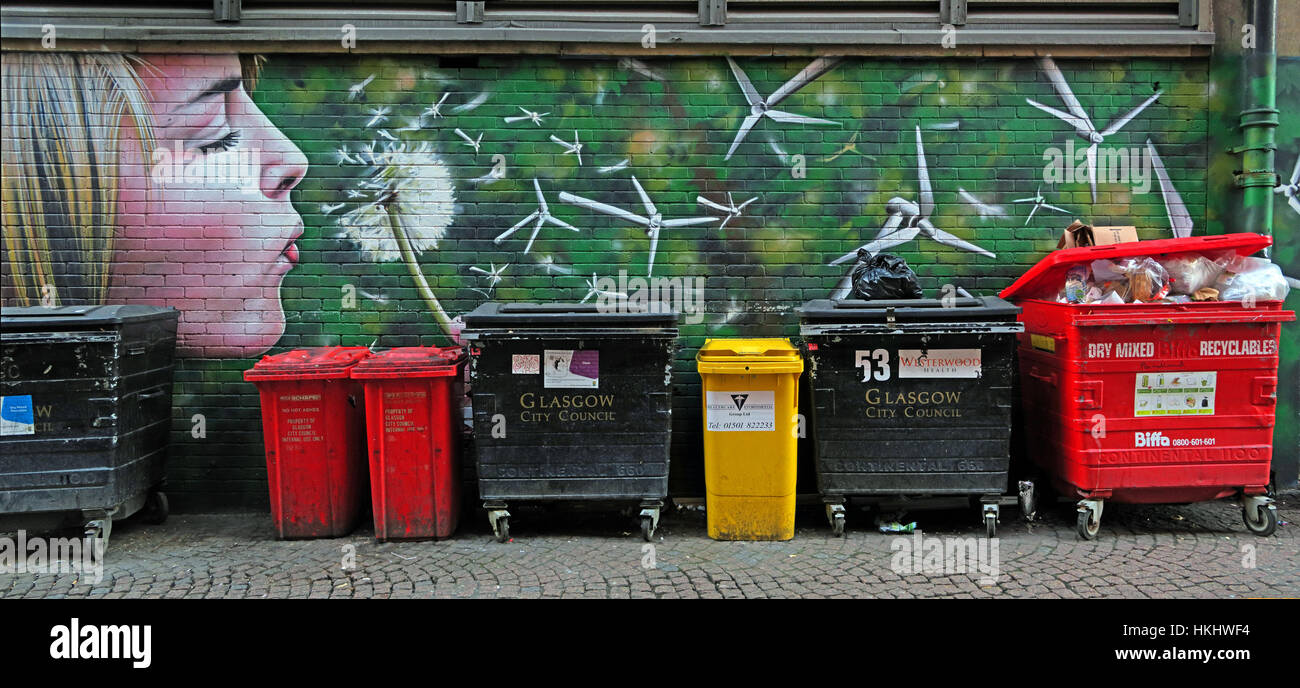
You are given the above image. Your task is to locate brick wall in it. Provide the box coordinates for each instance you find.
[1,52,1215,509]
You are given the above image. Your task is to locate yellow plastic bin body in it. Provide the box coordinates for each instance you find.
[696,338,803,541]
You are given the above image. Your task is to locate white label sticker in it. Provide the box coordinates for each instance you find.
[1,395,36,436]
[897,349,982,379]
[543,349,599,389]
[1134,371,1216,417]
[705,390,776,432]
[512,354,539,374]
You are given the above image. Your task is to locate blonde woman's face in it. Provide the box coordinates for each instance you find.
[111,54,307,358]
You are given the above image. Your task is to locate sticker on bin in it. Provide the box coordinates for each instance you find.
[1134,372,1216,417]
[512,354,540,374]
[898,349,982,379]
[544,350,599,389]
[705,390,776,432]
[0,395,36,436]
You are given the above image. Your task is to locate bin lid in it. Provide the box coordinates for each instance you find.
[0,305,179,330]
[797,296,1019,324]
[243,347,372,382]
[696,338,803,373]
[350,346,465,379]
[999,233,1274,303]
[461,302,677,328]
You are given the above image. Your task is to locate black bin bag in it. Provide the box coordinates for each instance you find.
[850,249,923,300]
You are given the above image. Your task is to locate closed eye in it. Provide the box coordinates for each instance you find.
[197,130,242,154]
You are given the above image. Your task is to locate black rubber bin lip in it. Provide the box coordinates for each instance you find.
[462,302,678,328]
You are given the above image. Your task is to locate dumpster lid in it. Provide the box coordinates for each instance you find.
[0,305,179,330]
[697,338,801,362]
[244,347,372,381]
[350,346,465,378]
[999,233,1274,302]
[797,296,1019,323]
[461,302,677,328]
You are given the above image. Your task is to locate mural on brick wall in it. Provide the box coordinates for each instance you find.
[1,51,1214,504]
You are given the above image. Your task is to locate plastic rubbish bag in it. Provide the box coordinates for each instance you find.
[1158,252,1230,295]
[850,249,924,300]
[1216,256,1291,302]
[1090,257,1171,302]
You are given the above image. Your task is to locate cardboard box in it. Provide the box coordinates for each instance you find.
[1057,221,1139,249]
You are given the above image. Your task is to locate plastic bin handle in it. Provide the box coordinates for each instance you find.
[1027,367,1057,387]
[1252,377,1278,406]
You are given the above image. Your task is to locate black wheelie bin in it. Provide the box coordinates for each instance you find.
[0,306,180,558]
[798,296,1023,536]
[461,302,677,542]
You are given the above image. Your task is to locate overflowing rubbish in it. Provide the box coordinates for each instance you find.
[1049,247,1289,305]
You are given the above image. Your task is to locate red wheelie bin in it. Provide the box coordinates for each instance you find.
[351,347,466,541]
[1000,234,1294,539]
[244,347,371,538]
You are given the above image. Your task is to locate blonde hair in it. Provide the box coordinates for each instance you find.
[1,52,154,306]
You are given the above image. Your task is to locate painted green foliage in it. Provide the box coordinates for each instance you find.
[176,55,1213,502]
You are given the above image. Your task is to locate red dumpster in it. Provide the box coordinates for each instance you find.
[244,347,371,538]
[350,347,465,541]
[1001,234,1295,539]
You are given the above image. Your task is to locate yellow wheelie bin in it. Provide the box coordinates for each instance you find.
[696,338,803,541]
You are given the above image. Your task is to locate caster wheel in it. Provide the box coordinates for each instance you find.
[142,491,169,525]
[831,513,846,537]
[1076,507,1100,540]
[1243,504,1277,537]
[495,516,510,543]
[1017,481,1037,522]
[985,513,997,539]
[641,517,655,542]
[84,527,104,563]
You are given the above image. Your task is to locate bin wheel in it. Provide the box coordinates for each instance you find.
[142,491,169,525]
[1076,507,1100,540]
[1017,481,1037,522]
[985,513,997,539]
[641,516,655,542]
[84,526,105,563]
[495,516,510,543]
[1242,503,1278,537]
[831,513,846,537]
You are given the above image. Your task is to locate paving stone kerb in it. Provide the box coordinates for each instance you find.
[2,497,1296,599]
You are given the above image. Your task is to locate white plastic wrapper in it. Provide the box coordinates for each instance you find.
[1158,252,1229,295]
[1216,256,1292,302]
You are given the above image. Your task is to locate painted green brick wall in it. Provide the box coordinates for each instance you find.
[156,54,1210,509]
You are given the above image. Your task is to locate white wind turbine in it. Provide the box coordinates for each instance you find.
[580,273,629,304]
[724,56,842,160]
[1275,154,1300,216]
[828,127,995,298]
[1146,139,1192,238]
[504,107,549,125]
[1028,56,1162,203]
[697,192,758,229]
[1011,185,1074,226]
[560,176,715,276]
[469,263,509,287]
[494,178,581,253]
[549,131,583,165]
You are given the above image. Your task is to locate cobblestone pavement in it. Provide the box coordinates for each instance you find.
[2,495,1297,599]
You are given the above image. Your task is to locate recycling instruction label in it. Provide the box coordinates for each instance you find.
[1134,371,1216,417]
[705,390,776,432]
[0,395,36,436]
[544,349,599,389]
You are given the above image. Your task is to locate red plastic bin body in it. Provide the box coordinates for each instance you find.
[351,347,465,541]
[1001,234,1296,504]
[244,347,372,538]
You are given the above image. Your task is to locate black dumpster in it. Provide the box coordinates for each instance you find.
[0,306,179,557]
[797,297,1023,536]
[461,302,676,542]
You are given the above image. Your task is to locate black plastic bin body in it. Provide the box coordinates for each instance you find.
[0,306,179,529]
[798,297,1022,535]
[461,303,676,541]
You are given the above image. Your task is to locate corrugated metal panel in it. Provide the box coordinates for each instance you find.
[0,1,1212,50]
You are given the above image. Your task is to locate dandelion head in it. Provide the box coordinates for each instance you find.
[338,140,455,262]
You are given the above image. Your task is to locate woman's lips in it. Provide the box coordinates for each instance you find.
[283,242,299,264]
